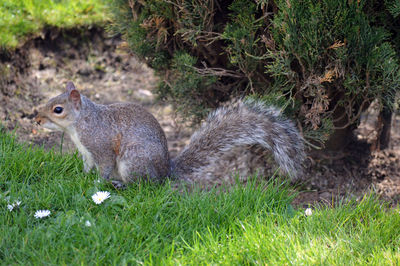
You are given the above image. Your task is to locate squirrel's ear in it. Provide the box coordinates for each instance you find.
[66,81,76,93]
[69,89,81,109]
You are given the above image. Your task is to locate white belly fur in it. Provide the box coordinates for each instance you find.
[69,128,95,170]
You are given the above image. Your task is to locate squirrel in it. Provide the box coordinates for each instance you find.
[35,81,305,188]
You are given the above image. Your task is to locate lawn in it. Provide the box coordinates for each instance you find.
[1,129,399,264]
[1,1,399,264]
[0,0,109,49]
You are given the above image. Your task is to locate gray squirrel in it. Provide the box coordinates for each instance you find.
[35,81,305,187]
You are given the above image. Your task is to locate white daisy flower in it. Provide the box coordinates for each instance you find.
[7,200,22,212]
[305,208,313,216]
[34,209,51,219]
[91,191,111,205]
[85,220,92,227]
[7,204,14,212]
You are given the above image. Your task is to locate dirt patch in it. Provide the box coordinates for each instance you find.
[1,27,399,206]
[294,110,400,207]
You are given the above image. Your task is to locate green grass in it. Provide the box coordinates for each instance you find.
[0,0,109,50]
[1,129,399,265]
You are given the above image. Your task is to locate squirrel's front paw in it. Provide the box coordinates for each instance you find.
[83,162,93,173]
[111,180,126,190]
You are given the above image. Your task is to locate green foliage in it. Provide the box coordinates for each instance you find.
[0,0,110,50]
[268,0,400,146]
[109,0,226,121]
[386,0,400,18]
[158,51,217,121]
[1,129,400,264]
[110,0,400,148]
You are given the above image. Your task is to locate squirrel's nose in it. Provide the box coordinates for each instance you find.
[34,116,42,125]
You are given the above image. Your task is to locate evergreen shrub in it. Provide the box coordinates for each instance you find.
[110,0,400,149]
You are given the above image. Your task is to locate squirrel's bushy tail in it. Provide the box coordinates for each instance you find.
[172,99,305,183]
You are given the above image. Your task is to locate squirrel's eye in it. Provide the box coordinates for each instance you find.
[53,106,63,114]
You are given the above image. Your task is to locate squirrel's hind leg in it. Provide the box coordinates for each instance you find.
[98,160,127,189]
[98,163,115,181]
[116,158,156,182]
[116,142,168,182]
[111,180,126,190]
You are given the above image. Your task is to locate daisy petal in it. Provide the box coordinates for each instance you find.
[91,191,111,205]
[34,209,51,219]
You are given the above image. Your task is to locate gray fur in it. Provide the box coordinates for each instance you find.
[36,82,305,186]
[172,99,305,183]
[35,85,170,184]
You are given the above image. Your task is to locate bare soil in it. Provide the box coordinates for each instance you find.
[1,28,399,207]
